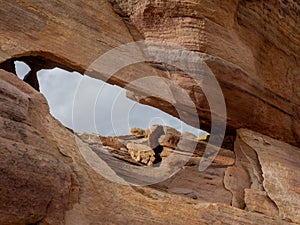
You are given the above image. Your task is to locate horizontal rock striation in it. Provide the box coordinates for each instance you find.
[0,0,299,146]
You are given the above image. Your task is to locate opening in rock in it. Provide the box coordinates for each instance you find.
[15,61,31,79]
[6,58,237,204]
[14,61,205,137]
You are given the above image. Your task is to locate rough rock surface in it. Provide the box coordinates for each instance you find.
[244,189,279,217]
[0,70,79,225]
[224,165,251,209]
[224,129,300,223]
[0,0,299,146]
[0,1,300,225]
[241,129,300,223]
[99,136,125,150]
[108,0,300,146]
[127,142,156,166]
[148,125,164,149]
[159,132,180,149]
[130,127,149,138]
[1,70,299,225]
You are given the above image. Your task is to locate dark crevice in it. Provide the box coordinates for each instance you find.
[0,59,41,91]
[0,58,16,75]
[0,51,85,92]
[23,66,40,91]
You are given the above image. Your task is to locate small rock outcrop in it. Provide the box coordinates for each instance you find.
[127,142,156,166]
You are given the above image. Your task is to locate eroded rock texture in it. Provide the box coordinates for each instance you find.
[0,0,299,146]
[0,70,79,225]
[0,0,299,225]
[243,129,300,223]
[225,129,300,224]
[108,0,300,146]
[1,68,299,225]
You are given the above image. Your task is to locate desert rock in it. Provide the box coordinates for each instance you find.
[148,125,165,149]
[126,142,156,166]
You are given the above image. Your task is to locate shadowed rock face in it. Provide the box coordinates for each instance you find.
[0,0,299,146]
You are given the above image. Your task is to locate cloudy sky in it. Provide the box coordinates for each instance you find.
[15,61,204,137]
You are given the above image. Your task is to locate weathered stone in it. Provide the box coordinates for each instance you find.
[126,142,156,166]
[224,165,251,209]
[0,1,299,224]
[1,70,299,225]
[234,133,264,191]
[108,0,300,147]
[0,78,29,122]
[159,132,180,149]
[0,0,299,147]
[163,126,181,136]
[0,70,78,225]
[176,138,235,166]
[148,125,164,149]
[160,147,174,158]
[211,148,235,167]
[245,189,279,217]
[99,135,125,149]
[127,137,148,145]
[237,129,300,223]
[130,127,149,138]
[159,126,181,149]
[197,133,210,142]
[152,163,233,205]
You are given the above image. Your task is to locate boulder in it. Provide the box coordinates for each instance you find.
[148,125,164,149]
[159,133,180,149]
[130,127,149,138]
[126,142,156,166]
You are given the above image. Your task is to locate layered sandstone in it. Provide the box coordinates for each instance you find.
[1,70,299,225]
[0,0,299,146]
[0,1,299,225]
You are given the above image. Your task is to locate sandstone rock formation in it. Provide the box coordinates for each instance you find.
[0,70,79,225]
[0,0,299,146]
[0,0,300,225]
[130,127,149,138]
[108,0,300,146]
[1,64,300,224]
[127,142,156,166]
[147,125,165,149]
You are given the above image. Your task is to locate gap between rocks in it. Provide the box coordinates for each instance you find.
[1,54,204,137]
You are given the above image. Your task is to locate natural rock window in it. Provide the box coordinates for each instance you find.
[13,60,204,137]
